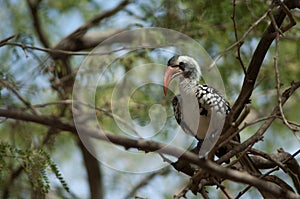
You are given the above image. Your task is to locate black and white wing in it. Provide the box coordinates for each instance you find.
[172,84,230,158]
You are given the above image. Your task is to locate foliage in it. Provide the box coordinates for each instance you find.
[0,143,69,198]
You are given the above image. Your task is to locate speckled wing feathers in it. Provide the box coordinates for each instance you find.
[172,84,230,142]
[195,84,230,116]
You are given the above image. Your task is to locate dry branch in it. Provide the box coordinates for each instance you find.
[228,0,299,126]
[218,81,300,164]
[125,168,170,199]
[26,0,50,48]
[0,108,75,132]
[52,0,132,59]
[0,79,38,115]
[1,107,300,198]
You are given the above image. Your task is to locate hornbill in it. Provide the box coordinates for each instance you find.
[163,55,230,158]
[163,55,273,198]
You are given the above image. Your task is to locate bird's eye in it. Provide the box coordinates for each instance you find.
[179,62,185,70]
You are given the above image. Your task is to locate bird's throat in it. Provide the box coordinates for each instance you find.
[179,78,198,95]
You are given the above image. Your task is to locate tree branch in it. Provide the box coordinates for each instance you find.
[125,168,170,199]
[0,79,38,115]
[26,0,50,48]
[52,0,132,58]
[218,80,300,164]
[228,0,299,127]
[78,125,299,199]
[0,35,15,47]
[1,108,299,198]
[78,139,103,199]
[0,108,75,132]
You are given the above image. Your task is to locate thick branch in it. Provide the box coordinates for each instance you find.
[1,107,299,198]
[228,0,299,126]
[78,125,299,199]
[52,0,131,59]
[78,140,103,199]
[251,151,300,171]
[0,109,75,132]
[52,29,126,57]
[26,0,50,48]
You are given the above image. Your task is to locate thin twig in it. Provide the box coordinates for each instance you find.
[218,114,285,164]
[33,99,143,138]
[125,168,170,199]
[250,148,287,172]
[0,35,15,47]
[268,11,284,36]
[234,106,250,129]
[225,0,298,133]
[277,0,297,33]
[218,113,276,159]
[174,182,191,199]
[52,0,132,56]
[200,188,209,199]
[26,0,50,48]
[0,79,38,115]
[211,177,232,199]
[66,0,131,35]
[77,101,143,138]
[209,3,275,69]
[231,0,246,74]
[273,29,299,132]
[1,41,165,56]
[218,81,300,164]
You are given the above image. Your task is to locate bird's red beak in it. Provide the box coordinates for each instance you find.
[163,66,181,95]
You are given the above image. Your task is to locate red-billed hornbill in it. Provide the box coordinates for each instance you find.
[164,55,230,158]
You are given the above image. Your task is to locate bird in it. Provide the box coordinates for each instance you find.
[163,56,271,197]
[163,55,231,158]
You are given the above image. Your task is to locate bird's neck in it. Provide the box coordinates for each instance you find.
[179,77,198,96]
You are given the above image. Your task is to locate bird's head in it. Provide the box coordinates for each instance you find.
[163,55,201,95]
